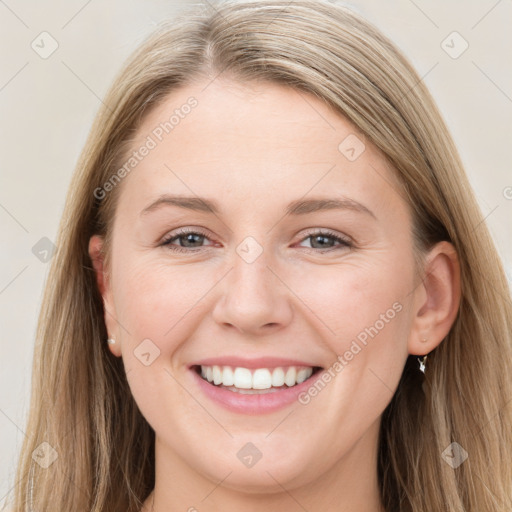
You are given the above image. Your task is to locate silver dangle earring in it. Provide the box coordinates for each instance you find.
[107,337,116,345]
[418,355,427,374]
[418,337,428,373]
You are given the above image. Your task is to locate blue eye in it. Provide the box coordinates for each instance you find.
[160,228,212,253]
[160,228,352,253]
[298,230,352,251]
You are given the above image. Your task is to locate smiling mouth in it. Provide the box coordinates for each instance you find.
[192,365,323,394]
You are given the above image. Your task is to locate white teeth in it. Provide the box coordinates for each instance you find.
[199,365,315,390]
[296,368,311,384]
[253,369,272,389]
[233,367,252,389]
[284,367,297,386]
[272,367,285,387]
[222,366,234,386]
[212,365,222,385]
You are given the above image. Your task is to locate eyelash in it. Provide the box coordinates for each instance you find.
[160,227,353,254]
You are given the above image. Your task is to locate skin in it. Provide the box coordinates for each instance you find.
[89,78,460,512]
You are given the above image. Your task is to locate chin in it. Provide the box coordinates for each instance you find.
[197,450,317,494]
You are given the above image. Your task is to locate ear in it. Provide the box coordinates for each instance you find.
[408,241,461,356]
[88,235,122,357]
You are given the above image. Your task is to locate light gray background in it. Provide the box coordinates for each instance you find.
[1,0,511,505]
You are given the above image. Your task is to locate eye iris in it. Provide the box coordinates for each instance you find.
[180,233,204,247]
[310,234,334,249]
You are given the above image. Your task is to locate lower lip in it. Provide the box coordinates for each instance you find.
[190,367,323,415]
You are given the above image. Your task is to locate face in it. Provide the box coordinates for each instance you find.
[94,78,424,493]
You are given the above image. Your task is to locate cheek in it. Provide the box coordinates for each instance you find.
[287,254,413,414]
[112,259,215,428]
[286,255,410,350]
[113,257,213,343]
[286,259,411,448]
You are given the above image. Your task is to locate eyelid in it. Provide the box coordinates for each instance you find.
[298,227,352,243]
[160,226,353,253]
[295,228,353,251]
[160,226,213,247]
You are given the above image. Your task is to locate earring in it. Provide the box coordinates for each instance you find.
[107,337,116,345]
[418,355,427,373]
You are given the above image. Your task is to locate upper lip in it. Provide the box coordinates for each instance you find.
[189,356,323,370]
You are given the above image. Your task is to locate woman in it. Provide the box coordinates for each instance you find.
[8,0,512,510]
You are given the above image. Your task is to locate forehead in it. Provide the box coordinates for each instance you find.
[116,78,406,220]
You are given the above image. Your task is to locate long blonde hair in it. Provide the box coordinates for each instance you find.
[8,1,512,510]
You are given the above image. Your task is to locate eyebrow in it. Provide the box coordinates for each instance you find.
[141,194,376,219]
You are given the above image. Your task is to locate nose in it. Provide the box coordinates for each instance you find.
[211,245,293,336]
